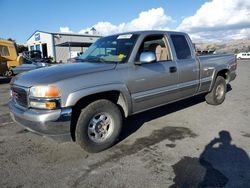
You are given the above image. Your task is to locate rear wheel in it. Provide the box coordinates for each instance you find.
[75,99,122,153]
[205,76,226,105]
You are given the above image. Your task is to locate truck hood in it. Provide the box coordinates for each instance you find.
[13,62,116,87]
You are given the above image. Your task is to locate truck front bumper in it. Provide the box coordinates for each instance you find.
[9,100,72,141]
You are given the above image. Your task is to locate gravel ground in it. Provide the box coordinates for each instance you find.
[0,61,250,188]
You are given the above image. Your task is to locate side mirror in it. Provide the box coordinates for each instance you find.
[136,52,156,65]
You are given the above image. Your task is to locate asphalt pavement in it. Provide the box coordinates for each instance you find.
[0,61,250,188]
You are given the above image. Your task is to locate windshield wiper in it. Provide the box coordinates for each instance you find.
[83,57,105,63]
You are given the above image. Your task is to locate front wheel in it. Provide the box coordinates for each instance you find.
[205,76,226,105]
[76,99,122,153]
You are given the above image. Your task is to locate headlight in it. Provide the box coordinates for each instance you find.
[29,100,58,109]
[29,86,61,109]
[30,86,60,98]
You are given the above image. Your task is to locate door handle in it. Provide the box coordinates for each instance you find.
[204,67,214,71]
[169,66,177,73]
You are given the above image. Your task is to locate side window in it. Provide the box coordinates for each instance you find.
[35,44,41,51]
[30,46,34,51]
[0,45,10,56]
[137,34,171,62]
[171,35,192,60]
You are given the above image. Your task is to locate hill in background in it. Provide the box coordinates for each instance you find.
[195,39,250,54]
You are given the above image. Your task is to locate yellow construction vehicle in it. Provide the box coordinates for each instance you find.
[0,39,23,77]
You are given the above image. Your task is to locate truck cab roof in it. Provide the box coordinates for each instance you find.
[106,30,187,37]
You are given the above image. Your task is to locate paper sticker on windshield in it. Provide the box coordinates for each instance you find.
[117,34,133,39]
[118,54,125,59]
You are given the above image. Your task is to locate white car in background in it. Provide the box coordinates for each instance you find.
[237,52,250,60]
[12,59,49,75]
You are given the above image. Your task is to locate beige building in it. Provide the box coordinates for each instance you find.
[26,30,101,62]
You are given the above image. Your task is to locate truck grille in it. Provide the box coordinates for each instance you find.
[11,87,28,107]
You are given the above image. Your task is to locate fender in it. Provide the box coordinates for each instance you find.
[65,83,132,117]
[209,64,229,91]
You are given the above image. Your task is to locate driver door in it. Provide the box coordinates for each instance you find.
[127,34,179,113]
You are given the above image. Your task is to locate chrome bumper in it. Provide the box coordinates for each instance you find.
[9,100,72,141]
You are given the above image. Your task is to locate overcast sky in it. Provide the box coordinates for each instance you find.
[1,0,250,43]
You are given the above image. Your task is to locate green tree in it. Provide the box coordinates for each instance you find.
[211,46,216,52]
[7,38,28,53]
[247,45,250,52]
[16,45,28,53]
[234,49,240,54]
[7,38,15,42]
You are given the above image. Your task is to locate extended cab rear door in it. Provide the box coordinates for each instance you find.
[168,33,200,98]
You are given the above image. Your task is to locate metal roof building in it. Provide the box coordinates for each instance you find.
[26,30,101,62]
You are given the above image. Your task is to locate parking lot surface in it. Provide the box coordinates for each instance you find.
[0,61,250,188]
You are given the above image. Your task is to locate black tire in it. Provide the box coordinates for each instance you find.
[205,76,226,105]
[76,99,122,153]
[0,61,8,76]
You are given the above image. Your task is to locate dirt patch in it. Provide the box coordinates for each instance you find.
[0,113,13,127]
[117,126,197,155]
[114,126,197,162]
[16,129,29,134]
[241,132,250,138]
[165,143,176,148]
[140,146,167,174]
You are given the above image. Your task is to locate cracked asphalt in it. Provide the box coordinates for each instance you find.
[0,60,250,188]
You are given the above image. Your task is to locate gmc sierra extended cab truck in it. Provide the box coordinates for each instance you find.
[9,31,237,152]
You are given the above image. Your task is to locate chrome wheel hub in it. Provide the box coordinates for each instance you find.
[215,84,224,100]
[88,113,114,143]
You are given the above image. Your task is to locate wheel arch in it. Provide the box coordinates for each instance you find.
[209,68,230,91]
[68,85,132,141]
[216,69,230,82]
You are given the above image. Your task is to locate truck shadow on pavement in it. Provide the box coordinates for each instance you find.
[227,84,232,93]
[119,84,232,142]
[170,131,250,188]
[119,93,205,142]
[0,77,11,84]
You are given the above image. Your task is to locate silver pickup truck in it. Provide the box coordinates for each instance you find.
[9,31,237,152]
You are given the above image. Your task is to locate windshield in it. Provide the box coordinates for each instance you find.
[78,34,138,63]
